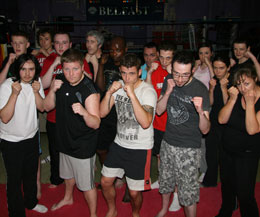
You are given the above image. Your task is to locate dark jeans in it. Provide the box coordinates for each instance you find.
[217,149,259,217]
[46,121,63,185]
[203,123,224,186]
[1,133,39,217]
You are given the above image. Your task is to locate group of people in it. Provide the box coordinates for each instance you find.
[0,27,259,217]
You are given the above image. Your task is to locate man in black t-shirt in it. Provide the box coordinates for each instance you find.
[44,48,100,215]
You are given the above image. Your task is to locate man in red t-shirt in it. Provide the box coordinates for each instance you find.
[40,31,92,188]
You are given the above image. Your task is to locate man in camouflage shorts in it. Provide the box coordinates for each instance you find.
[155,51,211,217]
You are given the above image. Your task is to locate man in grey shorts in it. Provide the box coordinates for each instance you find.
[155,51,210,217]
[44,48,100,217]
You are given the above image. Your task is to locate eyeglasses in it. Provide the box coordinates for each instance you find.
[172,71,191,79]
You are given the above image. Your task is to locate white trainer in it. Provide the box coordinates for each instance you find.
[32,204,48,213]
[151,180,159,189]
[169,192,181,212]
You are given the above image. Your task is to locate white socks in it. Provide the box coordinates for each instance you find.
[32,204,48,213]
[169,192,181,212]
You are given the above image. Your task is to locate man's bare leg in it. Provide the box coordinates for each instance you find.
[101,176,117,217]
[184,203,196,217]
[155,193,171,217]
[83,188,97,217]
[51,178,75,211]
[129,189,143,217]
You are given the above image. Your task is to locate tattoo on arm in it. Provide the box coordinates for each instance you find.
[142,105,154,114]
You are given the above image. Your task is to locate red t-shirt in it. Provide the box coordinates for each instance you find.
[151,62,168,132]
[40,53,92,123]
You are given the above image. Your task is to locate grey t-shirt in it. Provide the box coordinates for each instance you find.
[161,75,210,148]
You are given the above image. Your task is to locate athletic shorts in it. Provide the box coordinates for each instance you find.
[101,142,152,191]
[60,153,96,191]
[159,140,201,206]
[152,129,165,156]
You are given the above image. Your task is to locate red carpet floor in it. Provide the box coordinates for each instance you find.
[0,183,260,217]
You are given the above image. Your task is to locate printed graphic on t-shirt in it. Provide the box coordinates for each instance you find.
[53,67,63,75]
[167,90,192,125]
[115,94,139,141]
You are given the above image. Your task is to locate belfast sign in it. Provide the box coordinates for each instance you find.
[86,3,164,21]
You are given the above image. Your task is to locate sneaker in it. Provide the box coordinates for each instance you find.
[151,180,159,189]
[32,204,48,213]
[169,192,181,212]
[41,155,50,164]
[198,172,205,183]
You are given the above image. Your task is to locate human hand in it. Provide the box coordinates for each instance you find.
[230,58,236,67]
[243,90,255,106]
[12,81,22,95]
[228,86,239,101]
[165,78,175,95]
[72,102,85,116]
[50,79,63,92]
[32,80,41,93]
[8,53,16,65]
[192,97,203,114]
[108,81,122,95]
[148,62,159,75]
[123,83,135,98]
[209,78,217,91]
[220,77,229,89]
[100,53,109,65]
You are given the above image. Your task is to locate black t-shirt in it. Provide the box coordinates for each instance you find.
[55,74,99,159]
[223,94,260,157]
[210,75,232,124]
[161,75,210,148]
[103,58,121,91]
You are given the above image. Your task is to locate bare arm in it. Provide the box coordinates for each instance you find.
[43,79,63,112]
[145,62,158,84]
[209,79,216,106]
[100,81,122,118]
[244,90,260,135]
[0,54,16,85]
[0,81,21,124]
[218,86,238,124]
[41,56,60,89]
[156,78,175,115]
[219,76,229,105]
[192,97,211,134]
[245,51,260,80]
[32,81,44,112]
